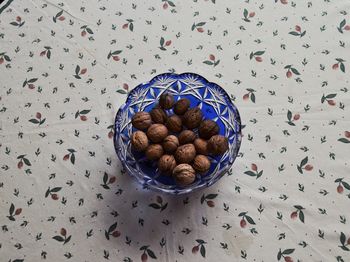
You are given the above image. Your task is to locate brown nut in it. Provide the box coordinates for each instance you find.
[166,115,182,133]
[174,144,196,164]
[147,124,168,143]
[145,144,164,160]
[178,130,196,145]
[131,112,152,130]
[183,107,203,129]
[198,120,220,139]
[162,135,179,153]
[194,138,209,155]
[192,155,211,174]
[159,92,174,109]
[131,131,149,152]
[158,155,176,175]
[174,98,190,115]
[173,164,196,186]
[150,107,167,124]
[208,135,229,156]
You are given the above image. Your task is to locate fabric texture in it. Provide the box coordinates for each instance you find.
[1,0,350,261]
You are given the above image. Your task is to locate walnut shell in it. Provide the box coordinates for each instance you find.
[166,115,182,133]
[174,98,190,115]
[208,135,229,156]
[158,155,176,175]
[147,124,168,143]
[145,144,164,160]
[183,107,203,129]
[192,155,211,174]
[173,164,196,186]
[162,135,179,153]
[131,131,149,152]
[131,112,152,130]
[198,120,220,139]
[178,130,196,145]
[159,92,174,109]
[194,138,209,155]
[150,107,167,124]
[174,144,196,164]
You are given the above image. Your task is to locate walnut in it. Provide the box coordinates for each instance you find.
[145,144,164,160]
[150,107,167,124]
[192,155,211,174]
[183,107,203,129]
[174,144,196,164]
[173,164,196,186]
[131,131,149,152]
[131,112,152,130]
[166,115,182,133]
[174,98,190,115]
[162,135,179,153]
[158,155,176,175]
[147,124,168,143]
[178,130,196,145]
[194,138,209,155]
[159,92,174,109]
[198,120,220,139]
[208,135,229,156]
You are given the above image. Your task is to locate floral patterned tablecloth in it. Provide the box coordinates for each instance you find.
[1,0,350,261]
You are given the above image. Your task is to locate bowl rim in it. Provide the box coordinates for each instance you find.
[113,72,242,194]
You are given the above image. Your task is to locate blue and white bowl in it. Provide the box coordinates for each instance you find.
[114,73,242,194]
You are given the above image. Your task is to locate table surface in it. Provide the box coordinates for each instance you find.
[1,0,350,261]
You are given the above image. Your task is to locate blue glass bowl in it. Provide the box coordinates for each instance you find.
[114,73,242,194]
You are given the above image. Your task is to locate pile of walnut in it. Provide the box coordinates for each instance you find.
[130,92,228,187]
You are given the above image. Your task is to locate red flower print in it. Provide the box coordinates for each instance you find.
[249,12,255,18]
[141,253,148,262]
[240,218,247,228]
[304,164,313,171]
[163,2,168,9]
[293,114,300,120]
[327,100,336,106]
[255,56,262,62]
[80,115,87,121]
[197,27,204,32]
[15,208,22,215]
[209,54,215,61]
[60,228,67,236]
[345,131,350,138]
[192,246,199,254]
[337,185,344,194]
[112,231,121,237]
[295,25,301,32]
[332,63,339,70]
[243,94,249,100]
[207,200,215,207]
[290,211,297,219]
[284,256,293,262]
[251,163,257,171]
[51,194,59,200]
[122,23,128,29]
